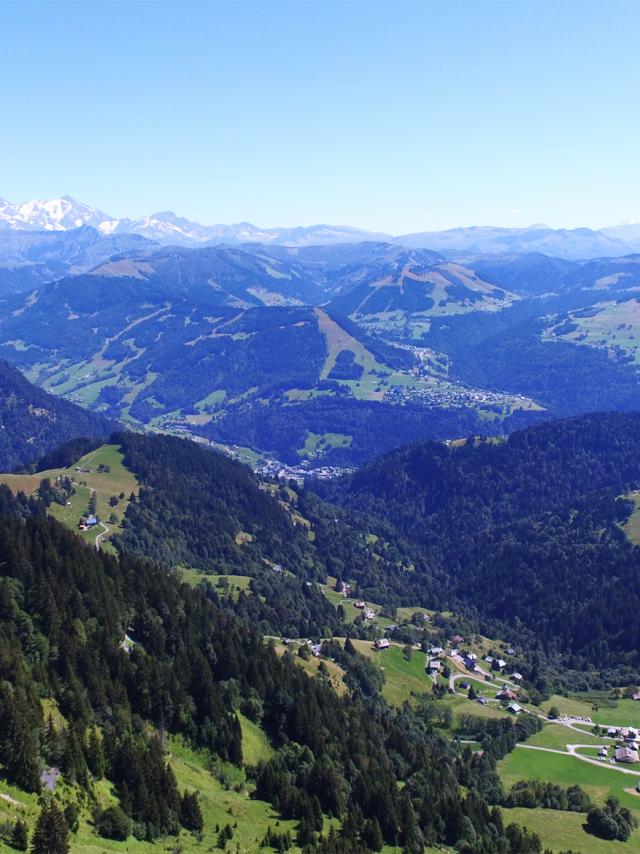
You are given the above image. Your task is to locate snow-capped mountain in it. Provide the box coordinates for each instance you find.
[0,196,388,246]
[0,196,111,232]
[2,195,640,258]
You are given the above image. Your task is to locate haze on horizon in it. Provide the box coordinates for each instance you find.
[2,0,639,234]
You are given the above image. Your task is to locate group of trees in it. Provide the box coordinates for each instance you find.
[0,479,551,852]
[505,781,591,812]
[586,797,636,841]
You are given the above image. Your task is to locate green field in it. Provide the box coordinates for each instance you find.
[541,693,640,728]
[549,297,640,367]
[621,492,640,545]
[501,805,640,854]
[179,569,253,600]
[525,724,607,751]
[348,639,431,705]
[498,747,640,813]
[0,443,139,551]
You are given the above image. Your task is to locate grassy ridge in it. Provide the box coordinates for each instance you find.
[0,443,138,550]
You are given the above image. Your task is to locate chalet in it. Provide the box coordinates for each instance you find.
[364,609,376,620]
[491,658,507,670]
[451,634,464,645]
[507,703,522,714]
[496,688,518,701]
[633,692,640,701]
[374,638,390,650]
[598,747,608,758]
[354,601,366,609]
[464,653,479,672]
[428,659,442,673]
[615,746,639,764]
[511,672,523,682]
[607,727,618,738]
[506,647,516,656]
[428,646,444,657]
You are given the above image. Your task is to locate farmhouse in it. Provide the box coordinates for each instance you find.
[615,746,639,764]
[507,703,522,714]
[374,638,390,650]
[496,688,518,701]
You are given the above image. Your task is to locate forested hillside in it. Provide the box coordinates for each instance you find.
[117,431,428,637]
[0,485,541,853]
[318,412,640,672]
[0,360,113,471]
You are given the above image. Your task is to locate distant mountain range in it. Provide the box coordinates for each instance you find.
[2,195,640,259]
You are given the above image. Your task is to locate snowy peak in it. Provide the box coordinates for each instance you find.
[0,196,111,232]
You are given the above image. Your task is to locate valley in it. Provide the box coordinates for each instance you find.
[3,427,640,852]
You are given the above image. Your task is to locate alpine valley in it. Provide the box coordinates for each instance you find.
[3,198,640,470]
[3,199,640,854]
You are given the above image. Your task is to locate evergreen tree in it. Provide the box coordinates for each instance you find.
[31,803,69,854]
[11,819,29,851]
[180,791,203,834]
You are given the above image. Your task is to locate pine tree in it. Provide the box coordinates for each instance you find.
[85,729,105,778]
[180,790,203,834]
[11,819,28,851]
[31,803,69,854]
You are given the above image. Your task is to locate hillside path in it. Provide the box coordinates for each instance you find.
[95,522,109,550]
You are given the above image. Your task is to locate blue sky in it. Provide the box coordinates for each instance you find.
[1,0,639,232]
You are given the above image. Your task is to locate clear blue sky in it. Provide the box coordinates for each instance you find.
[1,0,639,233]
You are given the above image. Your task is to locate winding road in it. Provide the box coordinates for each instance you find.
[94,522,110,550]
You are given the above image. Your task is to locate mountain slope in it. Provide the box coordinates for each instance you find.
[318,412,640,669]
[0,254,541,464]
[0,225,157,295]
[0,458,534,853]
[0,359,114,470]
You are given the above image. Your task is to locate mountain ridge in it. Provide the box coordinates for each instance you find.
[3,195,640,257]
